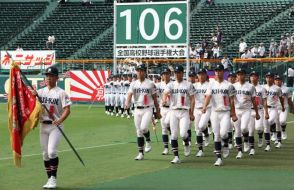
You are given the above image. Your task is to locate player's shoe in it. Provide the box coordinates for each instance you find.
[184,145,191,157]
[275,142,282,148]
[105,111,108,114]
[249,149,255,156]
[47,176,57,189]
[145,142,152,153]
[127,115,131,119]
[196,150,204,157]
[42,179,50,189]
[214,158,223,166]
[243,142,250,153]
[228,143,233,150]
[171,156,181,164]
[121,114,124,118]
[111,112,114,116]
[274,140,279,145]
[258,138,263,148]
[271,133,277,142]
[162,148,169,155]
[223,147,230,159]
[236,151,243,159]
[208,127,213,135]
[134,153,144,160]
[264,145,271,152]
[282,131,287,140]
[204,136,210,147]
[116,113,120,117]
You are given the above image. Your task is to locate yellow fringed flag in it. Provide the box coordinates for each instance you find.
[7,63,41,167]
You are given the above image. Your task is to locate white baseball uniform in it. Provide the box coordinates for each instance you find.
[110,81,115,107]
[104,82,111,106]
[158,80,172,135]
[114,80,121,107]
[277,85,290,126]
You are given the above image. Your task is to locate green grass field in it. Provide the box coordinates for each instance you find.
[0,104,294,190]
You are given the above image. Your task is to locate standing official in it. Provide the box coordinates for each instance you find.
[202,64,237,166]
[125,64,160,160]
[162,65,195,164]
[37,66,71,189]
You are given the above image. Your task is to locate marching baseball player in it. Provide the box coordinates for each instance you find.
[233,68,260,158]
[37,66,72,189]
[263,72,285,151]
[109,75,116,116]
[193,68,211,157]
[162,65,195,164]
[125,64,161,160]
[114,75,122,117]
[158,68,172,155]
[120,74,127,117]
[274,75,294,140]
[248,71,269,150]
[104,77,111,115]
[121,74,132,118]
[202,64,237,166]
[227,72,237,149]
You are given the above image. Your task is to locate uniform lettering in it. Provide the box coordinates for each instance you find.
[267,91,278,96]
[171,89,188,94]
[135,88,150,93]
[212,89,228,95]
[195,89,207,94]
[236,90,250,96]
[40,97,59,105]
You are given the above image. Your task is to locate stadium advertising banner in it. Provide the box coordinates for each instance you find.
[115,1,188,58]
[0,50,55,70]
[0,70,109,103]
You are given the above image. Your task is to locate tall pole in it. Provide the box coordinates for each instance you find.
[186,0,190,79]
[113,0,117,75]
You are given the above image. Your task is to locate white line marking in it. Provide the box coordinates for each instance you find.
[286,121,294,124]
[0,142,128,161]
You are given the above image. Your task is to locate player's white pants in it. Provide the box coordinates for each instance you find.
[194,107,211,136]
[264,107,279,133]
[234,109,251,137]
[248,109,264,136]
[120,94,126,109]
[210,111,230,142]
[134,107,153,137]
[110,94,115,106]
[169,110,190,140]
[160,107,170,135]
[40,124,63,161]
[278,108,288,126]
[105,94,110,106]
[115,93,120,107]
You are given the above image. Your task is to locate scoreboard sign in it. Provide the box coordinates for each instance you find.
[114,1,188,58]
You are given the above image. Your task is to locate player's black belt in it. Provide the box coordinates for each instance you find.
[162,105,170,108]
[267,106,276,108]
[136,106,150,109]
[42,120,53,124]
[175,108,188,110]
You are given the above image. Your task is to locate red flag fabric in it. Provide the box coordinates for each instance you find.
[7,63,41,167]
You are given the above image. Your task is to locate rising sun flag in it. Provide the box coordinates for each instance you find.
[7,63,42,167]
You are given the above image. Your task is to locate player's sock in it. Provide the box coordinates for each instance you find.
[171,140,179,156]
[277,131,282,142]
[127,108,130,115]
[144,131,151,142]
[258,131,263,139]
[270,123,276,133]
[50,157,59,178]
[115,107,119,114]
[162,135,169,148]
[264,133,270,145]
[243,132,249,143]
[228,132,233,144]
[44,160,51,178]
[183,137,189,146]
[236,137,242,152]
[249,136,254,149]
[105,106,107,112]
[197,136,203,150]
[187,129,192,142]
[214,141,222,158]
[120,108,124,114]
[281,124,286,132]
[203,128,209,137]
[137,137,144,154]
[223,137,229,148]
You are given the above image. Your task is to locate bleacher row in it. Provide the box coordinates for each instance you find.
[0,0,293,64]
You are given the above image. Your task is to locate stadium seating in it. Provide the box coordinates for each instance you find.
[0,2,47,47]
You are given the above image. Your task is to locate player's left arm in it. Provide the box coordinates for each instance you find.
[152,94,161,119]
[189,94,195,121]
[278,88,285,112]
[229,85,237,121]
[251,86,260,120]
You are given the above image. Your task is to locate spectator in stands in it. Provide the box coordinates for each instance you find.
[221,54,232,71]
[279,35,288,57]
[251,45,258,58]
[58,0,68,4]
[241,49,253,59]
[82,0,92,6]
[290,33,294,56]
[216,26,223,46]
[289,6,294,18]
[211,33,217,45]
[195,43,202,59]
[212,44,221,59]
[16,46,23,51]
[286,66,294,87]
[239,39,247,57]
[269,39,278,58]
[205,0,214,6]
[46,35,55,50]
[258,43,266,58]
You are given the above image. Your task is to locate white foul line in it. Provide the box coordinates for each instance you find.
[0,142,128,161]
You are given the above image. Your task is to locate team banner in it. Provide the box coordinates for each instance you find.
[116,47,187,58]
[7,63,42,167]
[1,51,55,70]
[70,70,110,102]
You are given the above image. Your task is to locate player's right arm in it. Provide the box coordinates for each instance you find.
[125,82,134,109]
[162,83,172,106]
[228,84,237,122]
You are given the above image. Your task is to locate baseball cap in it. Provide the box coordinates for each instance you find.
[274,75,282,80]
[161,67,171,75]
[135,64,146,71]
[215,64,224,71]
[236,68,246,74]
[265,72,274,77]
[197,68,207,74]
[228,72,236,77]
[249,71,259,76]
[174,65,184,72]
[45,66,58,76]
[188,70,196,77]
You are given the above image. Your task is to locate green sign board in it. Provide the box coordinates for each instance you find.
[115,2,187,45]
